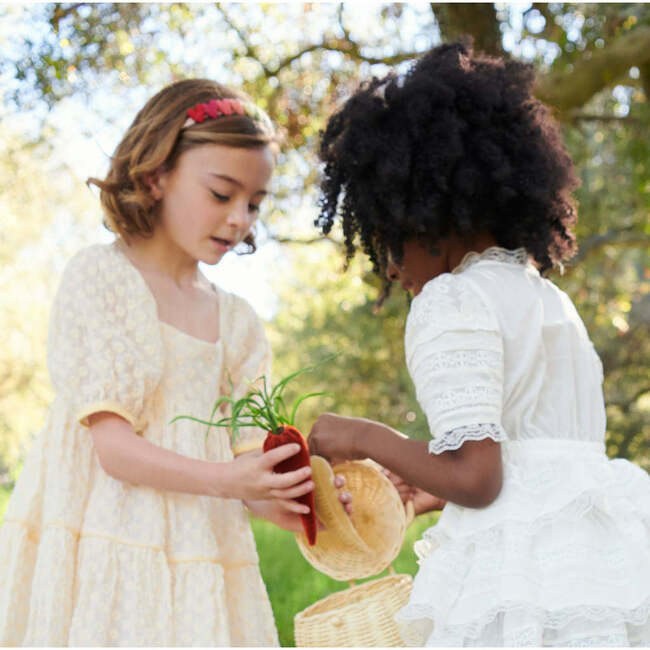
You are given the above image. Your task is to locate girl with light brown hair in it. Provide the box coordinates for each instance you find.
[0,78,313,646]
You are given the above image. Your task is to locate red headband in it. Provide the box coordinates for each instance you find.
[183,98,271,129]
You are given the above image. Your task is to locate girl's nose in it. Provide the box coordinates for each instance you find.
[386,260,400,282]
[226,201,252,229]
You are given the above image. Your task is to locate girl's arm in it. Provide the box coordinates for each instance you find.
[308,413,502,508]
[89,412,313,508]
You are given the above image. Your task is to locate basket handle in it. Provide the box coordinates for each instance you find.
[349,563,397,588]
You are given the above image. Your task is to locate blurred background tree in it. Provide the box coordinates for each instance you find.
[1,1,648,483]
[2,3,649,644]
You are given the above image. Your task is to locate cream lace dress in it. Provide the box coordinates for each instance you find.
[0,242,279,646]
[395,248,650,647]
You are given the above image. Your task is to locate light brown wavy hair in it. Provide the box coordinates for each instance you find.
[88,78,278,253]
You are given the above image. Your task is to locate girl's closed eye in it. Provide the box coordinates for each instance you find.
[210,190,230,202]
[211,190,261,214]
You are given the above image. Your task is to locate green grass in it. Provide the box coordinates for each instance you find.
[252,511,440,647]
[0,484,438,647]
[0,484,11,522]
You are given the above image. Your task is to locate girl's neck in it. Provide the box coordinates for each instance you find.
[119,232,202,290]
[445,232,499,273]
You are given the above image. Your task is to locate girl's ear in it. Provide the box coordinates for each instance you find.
[144,169,165,201]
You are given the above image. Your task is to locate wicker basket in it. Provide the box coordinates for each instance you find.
[294,572,413,647]
[294,457,414,647]
[296,458,408,579]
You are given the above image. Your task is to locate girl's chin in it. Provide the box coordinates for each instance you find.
[201,251,227,265]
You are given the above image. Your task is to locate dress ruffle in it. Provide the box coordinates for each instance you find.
[396,440,650,646]
[0,520,276,646]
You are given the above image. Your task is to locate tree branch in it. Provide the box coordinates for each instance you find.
[568,227,650,267]
[266,44,331,77]
[270,234,342,247]
[639,61,650,100]
[266,39,421,77]
[216,4,271,77]
[569,111,643,124]
[535,25,650,114]
[50,2,85,30]
[607,385,650,410]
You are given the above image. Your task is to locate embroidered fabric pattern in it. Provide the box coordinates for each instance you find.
[405,274,505,442]
[428,423,507,455]
[415,349,502,373]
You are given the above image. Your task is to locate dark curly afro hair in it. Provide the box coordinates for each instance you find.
[316,41,580,287]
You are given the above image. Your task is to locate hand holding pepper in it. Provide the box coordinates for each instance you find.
[173,356,341,546]
[225,444,314,505]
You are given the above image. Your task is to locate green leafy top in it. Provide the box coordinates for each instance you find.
[171,356,334,439]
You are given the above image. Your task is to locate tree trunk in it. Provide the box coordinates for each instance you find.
[430,3,503,57]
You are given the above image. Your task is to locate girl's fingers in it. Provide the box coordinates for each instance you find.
[338,491,351,504]
[397,485,411,499]
[261,443,304,467]
[268,465,312,489]
[277,499,310,514]
[271,480,314,500]
[333,475,346,488]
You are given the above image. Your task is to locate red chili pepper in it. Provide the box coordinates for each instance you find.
[263,425,317,545]
[172,358,337,547]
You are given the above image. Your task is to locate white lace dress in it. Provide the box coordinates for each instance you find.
[0,242,279,646]
[395,248,650,647]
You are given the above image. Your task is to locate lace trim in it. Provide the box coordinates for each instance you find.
[452,246,531,275]
[396,596,650,645]
[412,349,502,374]
[429,423,506,455]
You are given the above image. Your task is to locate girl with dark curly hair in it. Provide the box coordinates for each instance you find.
[308,42,650,646]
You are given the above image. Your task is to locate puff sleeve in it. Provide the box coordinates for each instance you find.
[47,245,163,432]
[219,292,272,456]
[404,273,508,454]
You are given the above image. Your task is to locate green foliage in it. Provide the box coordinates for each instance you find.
[172,359,333,437]
[0,134,97,477]
[0,485,10,522]
[268,247,429,441]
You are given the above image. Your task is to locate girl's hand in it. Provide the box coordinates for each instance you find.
[334,474,353,515]
[382,469,447,515]
[308,413,370,462]
[245,499,309,533]
[222,444,313,501]
[245,475,352,531]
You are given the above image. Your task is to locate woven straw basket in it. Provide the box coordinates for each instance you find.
[294,457,414,647]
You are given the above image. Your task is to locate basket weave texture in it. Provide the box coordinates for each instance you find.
[294,573,413,647]
[296,458,407,580]
[294,457,413,647]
